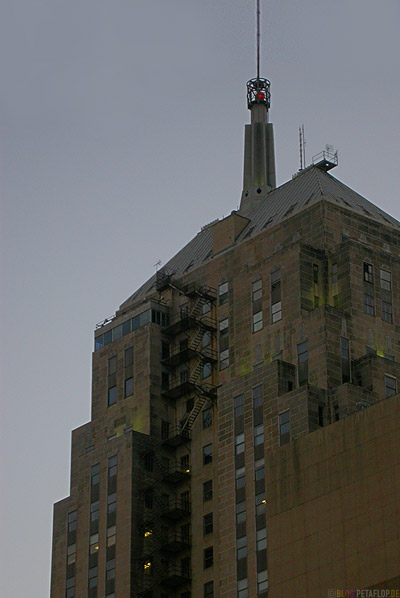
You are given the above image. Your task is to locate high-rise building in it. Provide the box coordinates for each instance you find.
[50,73,400,597]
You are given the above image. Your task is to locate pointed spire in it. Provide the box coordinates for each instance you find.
[239,1,276,215]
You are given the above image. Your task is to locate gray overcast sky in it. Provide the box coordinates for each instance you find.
[1,1,399,596]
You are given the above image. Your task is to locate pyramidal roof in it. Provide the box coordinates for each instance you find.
[120,166,400,310]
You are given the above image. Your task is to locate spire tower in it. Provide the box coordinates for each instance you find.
[239,0,276,215]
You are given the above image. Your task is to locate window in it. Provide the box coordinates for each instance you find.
[332,263,338,284]
[255,492,266,515]
[254,458,264,481]
[236,501,246,524]
[297,341,308,385]
[203,513,213,535]
[257,570,268,593]
[235,433,245,455]
[234,394,244,417]
[203,444,212,465]
[106,559,115,580]
[219,318,229,369]
[108,356,117,375]
[364,293,375,315]
[67,543,76,564]
[180,454,190,473]
[89,533,99,554]
[313,264,319,283]
[204,546,213,569]
[202,407,212,429]
[363,263,375,315]
[124,377,133,397]
[253,386,263,408]
[201,331,211,348]
[202,362,212,379]
[124,347,133,367]
[107,493,116,513]
[382,301,393,323]
[204,581,214,598]
[237,536,247,559]
[384,375,396,398]
[202,301,211,315]
[271,269,282,323]
[108,455,117,478]
[203,480,213,502]
[252,279,263,332]
[90,501,99,522]
[380,269,392,291]
[88,566,98,588]
[340,337,350,383]
[254,425,264,446]
[107,526,116,547]
[68,510,77,532]
[256,528,267,551]
[279,411,290,446]
[219,282,228,305]
[108,386,117,406]
[364,262,374,283]
[161,420,170,440]
[235,466,246,489]
[237,578,248,598]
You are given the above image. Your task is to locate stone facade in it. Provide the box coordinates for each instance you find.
[51,180,400,598]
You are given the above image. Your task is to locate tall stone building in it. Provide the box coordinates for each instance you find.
[50,76,400,598]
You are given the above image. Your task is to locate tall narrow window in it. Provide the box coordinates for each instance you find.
[340,337,350,383]
[279,411,290,446]
[380,269,393,323]
[219,318,229,369]
[363,262,375,315]
[271,269,282,323]
[332,262,338,307]
[384,375,397,398]
[218,282,228,305]
[252,279,263,332]
[297,341,308,385]
[313,264,319,307]
[202,407,212,429]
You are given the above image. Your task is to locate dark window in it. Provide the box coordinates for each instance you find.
[204,546,213,569]
[235,432,245,455]
[237,536,247,559]
[252,279,263,332]
[202,407,212,429]
[67,510,77,533]
[108,455,117,478]
[108,386,117,406]
[382,301,393,323]
[161,420,170,440]
[124,377,133,397]
[219,282,228,305]
[91,464,100,486]
[318,405,324,427]
[95,335,103,351]
[279,411,290,446]
[253,385,263,408]
[108,356,117,375]
[384,375,397,398]
[144,492,153,509]
[103,330,112,346]
[125,347,133,366]
[340,337,350,383]
[364,262,373,283]
[122,320,131,336]
[204,581,214,598]
[203,444,212,465]
[364,293,375,315]
[234,394,244,417]
[235,466,246,489]
[219,318,229,369]
[271,269,282,323]
[297,341,308,385]
[203,480,213,502]
[161,371,169,390]
[203,512,213,535]
[107,493,116,513]
[313,264,319,283]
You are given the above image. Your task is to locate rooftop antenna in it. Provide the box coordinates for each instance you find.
[256,0,261,84]
[299,125,306,170]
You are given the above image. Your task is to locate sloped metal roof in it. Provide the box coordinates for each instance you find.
[120,167,399,309]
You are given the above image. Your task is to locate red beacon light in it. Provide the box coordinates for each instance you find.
[257,92,265,100]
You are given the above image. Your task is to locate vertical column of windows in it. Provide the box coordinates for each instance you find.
[88,465,100,597]
[124,347,133,397]
[380,269,393,323]
[271,269,282,323]
[252,279,263,332]
[363,262,375,315]
[219,318,229,369]
[234,394,247,595]
[297,341,308,386]
[106,455,117,597]
[253,386,268,595]
[65,510,77,598]
[108,356,117,406]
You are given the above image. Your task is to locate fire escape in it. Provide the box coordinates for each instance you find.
[136,271,218,598]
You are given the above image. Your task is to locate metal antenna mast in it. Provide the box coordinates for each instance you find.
[256,0,261,83]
